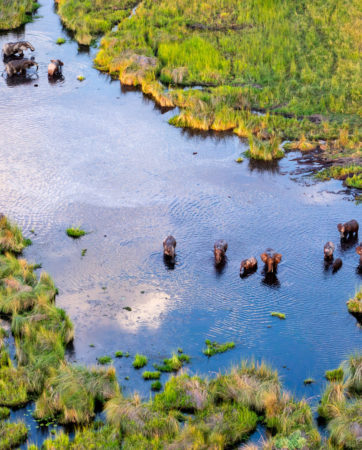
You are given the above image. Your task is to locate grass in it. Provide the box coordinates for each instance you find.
[0,406,10,419]
[303,378,315,385]
[77,75,85,81]
[132,354,147,369]
[347,288,362,321]
[0,0,39,30]
[0,420,28,449]
[245,135,284,161]
[151,381,162,391]
[85,0,362,158]
[55,0,138,46]
[325,368,344,382]
[315,165,362,189]
[114,351,123,358]
[66,227,86,238]
[154,352,190,372]
[202,339,235,356]
[97,355,112,365]
[142,371,161,380]
[56,37,66,45]
[271,312,286,320]
[0,216,31,253]
[318,354,361,448]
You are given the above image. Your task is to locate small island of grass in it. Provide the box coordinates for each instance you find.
[66,226,86,238]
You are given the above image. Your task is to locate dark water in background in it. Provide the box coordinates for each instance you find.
[0,1,361,446]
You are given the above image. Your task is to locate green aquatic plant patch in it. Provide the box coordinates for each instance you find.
[132,353,147,369]
[347,288,362,319]
[271,312,286,320]
[316,165,362,189]
[0,0,39,30]
[66,227,86,238]
[203,339,235,356]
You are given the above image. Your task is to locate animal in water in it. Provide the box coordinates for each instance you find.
[260,249,282,274]
[163,235,176,258]
[5,59,38,77]
[324,241,335,260]
[240,257,258,275]
[337,220,359,239]
[2,41,34,58]
[48,59,64,77]
[214,240,228,265]
[332,258,342,273]
[356,244,362,265]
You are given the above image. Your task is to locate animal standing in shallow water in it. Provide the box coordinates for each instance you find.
[214,240,228,265]
[5,59,38,77]
[163,235,176,259]
[332,258,342,273]
[48,59,64,77]
[240,257,258,276]
[260,249,282,274]
[324,241,335,260]
[337,220,359,239]
[2,41,34,58]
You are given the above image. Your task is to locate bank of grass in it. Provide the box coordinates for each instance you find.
[89,0,361,160]
[347,288,362,320]
[318,354,361,449]
[0,0,39,30]
[316,165,362,189]
[55,0,138,45]
[0,216,31,253]
[0,420,28,449]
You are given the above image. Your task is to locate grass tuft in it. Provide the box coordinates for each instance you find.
[66,227,86,238]
[203,339,235,356]
[271,312,286,320]
[142,371,161,380]
[97,356,113,365]
[132,354,147,369]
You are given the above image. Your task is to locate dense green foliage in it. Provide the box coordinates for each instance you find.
[316,165,362,189]
[89,0,362,159]
[347,288,362,317]
[0,0,39,30]
[55,0,138,45]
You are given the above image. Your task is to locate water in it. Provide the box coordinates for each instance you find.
[0,1,361,446]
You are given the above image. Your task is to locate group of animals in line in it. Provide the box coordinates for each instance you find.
[163,219,361,276]
[2,41,63,78]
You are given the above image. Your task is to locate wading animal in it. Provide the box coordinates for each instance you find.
[356,244,362,265]
[337,220,359,239]
[5,59,38,77]
[214,240,228,265]
[260,249,282,274]
[332,258,342,273]
[48,59,64,77]
[240,257,258,275]
[163,235,176,259]
[2,41,34,58]
[324,241,335,260]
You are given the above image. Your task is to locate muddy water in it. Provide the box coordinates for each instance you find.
[0,1,361,446]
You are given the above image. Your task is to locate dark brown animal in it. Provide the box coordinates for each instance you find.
[2,41,34,57]
[163,235,176,258]
[337,220,359,239]
[5,59,38,77]
[356,244,362,265]
[332,258,342,273]
[214,240,228,265]
[240,257,258,275]
[260,249,282,274]
[324,241,335,260]
[48,59,64,77]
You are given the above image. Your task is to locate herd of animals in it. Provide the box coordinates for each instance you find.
[2,40,63,78]
[164,219,362,275]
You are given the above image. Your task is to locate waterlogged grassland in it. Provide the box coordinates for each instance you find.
[90,0,362,160]
[0,0,40,30]
[55,0,138,45]
[0,216,361,447]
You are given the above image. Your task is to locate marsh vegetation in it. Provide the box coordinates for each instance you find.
[0,0,39,30]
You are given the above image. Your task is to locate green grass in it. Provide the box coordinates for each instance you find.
[0,0,39,30]
[347,288,362,317]
[325,368,344,382]
[0,420,28,449]
[0,216,30,254]
[316,165,362,189]
[55,0,137,45]
[66,227,86,238]
[88,0,361,156]
[77,75,86,81]
[245,135,285,161]
[114,351,123,358]
[271,312,286,320]
[202,339,235,356]
[151,381,162,391]
[154,353,190,372]
[132,354,147,369]
[56,37,66,45]
[97,355,112,365]
[142,371,161,380]
[303,378,315,385]
[0,406,10,419]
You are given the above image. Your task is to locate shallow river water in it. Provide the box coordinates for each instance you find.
[0,1,361,446]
